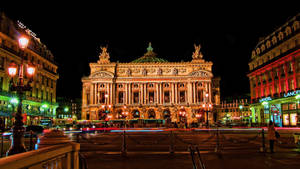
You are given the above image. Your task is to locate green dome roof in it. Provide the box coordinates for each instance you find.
[131,42,168,63]
[131,56,168,63]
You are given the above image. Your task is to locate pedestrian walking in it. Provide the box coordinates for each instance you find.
[267,120,276,153]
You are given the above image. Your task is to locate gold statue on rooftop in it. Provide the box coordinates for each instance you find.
[192,44,203,59]
[98,45,110,63]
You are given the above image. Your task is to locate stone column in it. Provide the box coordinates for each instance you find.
[160,83,163,104]
[209,82,212,103]
[140,83,143,104]
[129,83,132,105]
[82,85,86,106]
[94,83,97,105]
[174,83,178,104]
[144,84,147,104]
[193,82,196,103]
[156,83,159,104]
[110,83,113,104]
[90,84,94,105]
[171,83,175,104]
[187,82,192,104]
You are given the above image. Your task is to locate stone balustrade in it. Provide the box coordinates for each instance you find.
[0,142,80,169]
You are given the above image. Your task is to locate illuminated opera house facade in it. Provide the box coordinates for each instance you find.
[81,43,220,126]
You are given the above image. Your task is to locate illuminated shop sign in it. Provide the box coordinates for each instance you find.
[259,97,272,103]
[284,90,300,98]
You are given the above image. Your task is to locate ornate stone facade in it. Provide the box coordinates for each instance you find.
[82,43,220,125]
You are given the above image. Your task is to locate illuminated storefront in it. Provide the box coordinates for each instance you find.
[248,14,300,127]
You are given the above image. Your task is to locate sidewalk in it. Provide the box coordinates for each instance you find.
[82,151,300,169]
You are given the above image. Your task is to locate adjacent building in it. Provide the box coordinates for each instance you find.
[216,99,251,125]
[82,43,220,126]
[248,13,300,127]
[56,97,81,125]
[0,12,59,127]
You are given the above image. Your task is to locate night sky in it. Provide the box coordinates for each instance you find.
[1,5,299,100]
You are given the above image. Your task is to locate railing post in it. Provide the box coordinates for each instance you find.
[121,131,127,156]
[76,133,80,143]
[260,128,266,153]
[169,131,174,154]
[215,126,220,153]
[0,132,3,157]
[29,130,33,151]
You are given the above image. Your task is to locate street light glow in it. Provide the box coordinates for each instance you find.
[18,36,29,49]
[10,98,19,104]
[26,65,35,77]
[8,63,17,77]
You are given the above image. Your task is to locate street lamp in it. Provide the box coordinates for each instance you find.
[6,36,36,156]
[203,103,212,128]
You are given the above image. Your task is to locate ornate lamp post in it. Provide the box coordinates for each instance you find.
[6,36,36,156]
[203,103,212,128]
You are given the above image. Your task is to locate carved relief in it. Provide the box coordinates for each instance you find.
[179,69,186,73]
[157,68,162,75]
[90,71,114,78]
[126,69,132,76]
[163,69,171,73]
[133,69,140,73]
[142,69,147,76]
[118,69,125,74]
[189,70,212,77]
[172,68,178,75]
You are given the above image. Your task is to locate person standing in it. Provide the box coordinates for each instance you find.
[268,120,276,153]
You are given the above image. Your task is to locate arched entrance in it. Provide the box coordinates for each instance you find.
[98,109,106,120]
[116,109,123,119]
[163,109,171,119]
[132,109,140,118]
[178,107,187,123]
[148,109,156,119]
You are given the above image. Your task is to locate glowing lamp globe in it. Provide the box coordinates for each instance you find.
[27,65,35,77]
[8,63,17,77]
[18,37,29,49]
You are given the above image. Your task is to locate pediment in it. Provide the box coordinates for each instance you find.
[89,71,114,78]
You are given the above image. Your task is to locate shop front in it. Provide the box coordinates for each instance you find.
[251,94,300,127]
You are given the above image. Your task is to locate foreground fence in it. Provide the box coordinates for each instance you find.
[77,129,300,155]
[0,142,80,169]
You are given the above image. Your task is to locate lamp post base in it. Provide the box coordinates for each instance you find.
[6,125,27,156]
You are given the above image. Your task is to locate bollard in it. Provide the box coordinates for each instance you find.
[121,131,127,157]
[169,131,174,154]
[76,133,80,143]
[215,127,220,153]
[29,130,33,151]
[260,129,266,153]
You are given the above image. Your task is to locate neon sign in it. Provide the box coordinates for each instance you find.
[283,90,300,98]
[259,97,272,103]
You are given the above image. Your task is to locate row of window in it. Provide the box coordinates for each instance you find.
[251,60,299,88]
[88,90,207,105]
[95,82,207,89]
[250,38,300,70]
[0,38,56,72]
[252,20,299,57]
[252,77,300,98]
